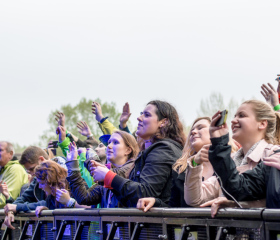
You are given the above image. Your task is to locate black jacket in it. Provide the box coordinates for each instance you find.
[154,170,190,208]
[66,159,135,208]
[111,139,183,207]
[209,134,280,208]
[14,177,45,212]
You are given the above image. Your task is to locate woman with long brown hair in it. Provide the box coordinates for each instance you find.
[93,100,186,207]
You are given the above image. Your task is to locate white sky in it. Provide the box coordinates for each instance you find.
[1,0,280,147]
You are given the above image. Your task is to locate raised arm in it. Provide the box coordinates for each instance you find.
[208,111,267,201]
[92,102,118,135]
[119,102,132,133]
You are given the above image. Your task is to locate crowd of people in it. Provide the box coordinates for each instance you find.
[1,77,280,229]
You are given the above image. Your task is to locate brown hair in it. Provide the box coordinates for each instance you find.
[113,130,139,160]
[35,160,68,195]
[20,146,49,165]
[243,100,277,144]
[147,100,186,147]
[173,117,211,174]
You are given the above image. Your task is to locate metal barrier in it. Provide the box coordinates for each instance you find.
[0,208,280,240]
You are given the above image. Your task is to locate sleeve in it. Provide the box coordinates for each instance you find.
[16,200,47,212]
[98,119,118,135]
[119,125,131,134]
[111,160,135,179]
[0,165,29,208]
[209,134,266,201]
[79,152,94,187]
[66,161,102,206]
[14,178,38,205]
[109,142,177,207]
[154,198,170,208]
[184,163,220,207]
[58,137,71,157]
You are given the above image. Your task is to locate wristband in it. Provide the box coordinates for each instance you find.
[100,117,108,124]
[192,158,199,167]
[66,198,76,208]
[87,134,93,138]
[274,104,280,111]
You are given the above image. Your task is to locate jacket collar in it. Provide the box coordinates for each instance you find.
[247,139,269,163]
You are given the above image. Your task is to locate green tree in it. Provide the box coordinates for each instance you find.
[39,98,128,147]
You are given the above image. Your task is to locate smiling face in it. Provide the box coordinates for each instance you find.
[106,133,131,167]
[136,104,162,140]
[231,103,264,145]
[189,119,211,153]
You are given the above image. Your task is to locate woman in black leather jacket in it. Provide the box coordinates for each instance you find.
[92,100,186,207]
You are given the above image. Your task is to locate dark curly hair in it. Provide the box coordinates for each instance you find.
[148,100,186,147]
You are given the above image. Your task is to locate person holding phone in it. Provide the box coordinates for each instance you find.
[201,99,280,215]
[66,131,139,208]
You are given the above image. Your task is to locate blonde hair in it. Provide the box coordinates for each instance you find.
[172,116,241,174]
[173,117,211,174]
[243,100,277,144]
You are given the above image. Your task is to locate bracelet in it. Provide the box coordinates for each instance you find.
[66,198,76,208]
[192,158,199,167]
[274,104,280,111]
[87,134,93,138]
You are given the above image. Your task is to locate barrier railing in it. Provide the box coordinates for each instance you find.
[0,208,280,240]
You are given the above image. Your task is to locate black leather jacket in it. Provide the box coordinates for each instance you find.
[111,139,183,207]
[209,133,280,208]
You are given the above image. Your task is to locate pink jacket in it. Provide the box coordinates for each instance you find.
[184,139,277,207]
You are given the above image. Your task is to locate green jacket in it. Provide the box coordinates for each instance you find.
[58,137,94,187]
[0,160,29,208]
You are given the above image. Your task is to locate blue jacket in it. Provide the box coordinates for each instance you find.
[14,177,45,212]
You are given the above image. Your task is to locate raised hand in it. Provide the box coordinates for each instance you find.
[261,83,279,108]
[56,189,71,205]
[209,111,229,139]
[136,197,156,212]
[193,144,211,165]
[120,102,132,129]
[77,121,92,137]
[276,74,280,95]
[55,112,65,127]
[92,102,104,122]
[57,126,67,142]
[66,142,78,161]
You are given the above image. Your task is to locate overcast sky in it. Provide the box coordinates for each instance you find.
[1,0,280,147]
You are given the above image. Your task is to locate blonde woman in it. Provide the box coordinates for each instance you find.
[200,100,280,215]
